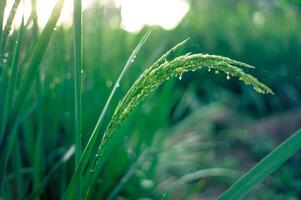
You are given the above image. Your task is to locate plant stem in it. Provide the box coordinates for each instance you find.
[74,0,83,198]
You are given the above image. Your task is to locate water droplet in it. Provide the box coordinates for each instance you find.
[116,82,120,88]
[81,69,84,74]
[53,27,57,31]
[90,169,94,173]
[2,58,7,64]
[215,70,219,74]
[179,73,183,80]
[15,41,18,44]
[208,67,211,72]
[131,59,134,63]
[4,53,9,57]
[227,75,230,80]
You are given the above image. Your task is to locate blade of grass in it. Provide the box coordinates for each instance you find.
[166,168,240,192]
[32,1,43,198]
[0,19,24,151]
[11,0,64,125]
[218,128,301,200]
[13,139,25,200]
[0,0,6,39]
[62,29,152,200]
[0,0,21,52]
[73,0,83,198]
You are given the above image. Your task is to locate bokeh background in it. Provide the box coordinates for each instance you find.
[2,0,301,199]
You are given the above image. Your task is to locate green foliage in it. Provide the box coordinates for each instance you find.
[218,128,301,200]
[0,0,300,199]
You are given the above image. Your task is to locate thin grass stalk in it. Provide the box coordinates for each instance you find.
[13,139,25,199]
[73,0,83,198]
[33,76,43,200]
[0,0,21,52]
[0,19,24,151]
[62,30,151,200]
[218,128,301,200]
[11,0,64,126]
[30,1,43,198]
[166,168,240,192]
[74,0,82,166]
[0,0,6,43]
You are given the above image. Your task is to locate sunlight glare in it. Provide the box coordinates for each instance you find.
[4,0,93,28]
[117,0,190,32]
[4,0,190,32]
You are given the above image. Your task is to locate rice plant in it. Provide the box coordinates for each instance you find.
[1,0,301,199]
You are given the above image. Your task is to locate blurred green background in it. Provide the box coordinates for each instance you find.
[1,0,301,199]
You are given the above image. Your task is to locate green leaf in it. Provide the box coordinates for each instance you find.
[62,29,152,200]
[218,128,301,200]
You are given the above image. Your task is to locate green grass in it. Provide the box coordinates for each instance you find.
[218,128,301,200]
[73,0,83,198]
[0,1,300,199]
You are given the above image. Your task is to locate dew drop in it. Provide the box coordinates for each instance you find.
[215,70,219,74]
[116,82,120,88]
[4,53,9,57]
[81,69,84,74]
[208,68,211,72]
[227,75,230,80]
[179,73,183,80]
[2,58,7,64]
[53,27,57,31]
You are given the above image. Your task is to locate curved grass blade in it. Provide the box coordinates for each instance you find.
[62,29,152,200]
[166,168,240,192]
[218,128,301,200]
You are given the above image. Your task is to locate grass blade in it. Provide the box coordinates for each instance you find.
[0,19,24,149]
[74,0,82,169]
[0,0,6,39]
[166,168,240,192]
[12,0,64,123]
[73,0,83,198]
[0,0,21,51]
[62,29,152,200]
[218,128,301,200]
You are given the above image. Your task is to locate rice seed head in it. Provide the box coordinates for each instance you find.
[100,40,273,151]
